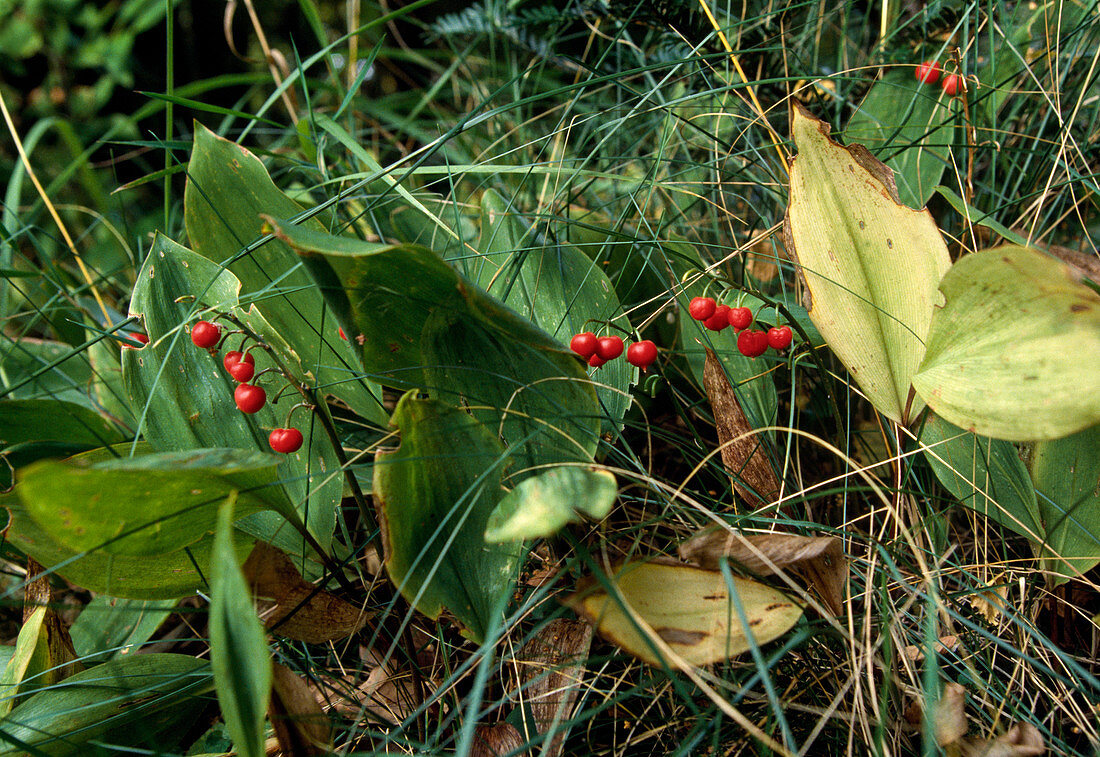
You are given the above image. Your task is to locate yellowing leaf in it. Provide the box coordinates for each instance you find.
[567,561,803,668]
[784,103,952,423]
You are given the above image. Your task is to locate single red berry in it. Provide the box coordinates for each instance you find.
[626,340,658,369]
[596,335,624,360]
[728,307,753,331]
[703,305,731,331]
[234,383,267,414]
[338,327,347,340]
[737,329,769,357]
[914,60,941,85]
[223,351,255,371]
[587,353,607,368]
[570,332,598,358]
[269,428,304,454]
[688,296,716,321]
[941,73,961,96]
[190,320,220,349]
[767,325,793,350]
[228,360,256,382]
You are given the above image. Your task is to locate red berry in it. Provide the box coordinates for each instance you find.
[596,335,624,360]
[570,332,598,358]
[914,60,941,85]
[587,354,607,368]
[737,330,769,357]
[223,351,255,371]
[688,297,716,321]
[703,305,731,331]
[269,428,304,454]
[228,360,256,382]
[234,383,267,414]
[767,325,793,350]
[940,73,961,96]
[728,307,753,331]
[626,340,658,369]
[190,320,220,348]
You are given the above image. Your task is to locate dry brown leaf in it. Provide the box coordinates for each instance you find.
[702,348,780,509]
[269,662,332,756]
[243,542,370,643]
[515,619,592,757]
[934,682,969,746]
[470,722,525,757]
[679,530,846,616]
[958,722,1045,757]
[354,648,424,725]
[904,635,959,662]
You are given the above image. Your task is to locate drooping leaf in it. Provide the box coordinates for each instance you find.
[183,123,386,425]
[784,102,952,423]
[69,597,173,663]
[844,68,953,208]
[1026,423,1100,580]
[269,217,601,472]
[567,561,804,668]
[913,245,1100,440]
[373,393,524,642]
[484,466,617,543]
[123,234,343,550]
[210,500,272,757]
[0,654,212,757]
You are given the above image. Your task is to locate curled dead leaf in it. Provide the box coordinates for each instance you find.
[956,722,1045,757]
[679,530,846,616]
[243,542,369,643]
[471,722,525,757]
[514,619,592,757]
[935,682,969,746]
[269,662,332,756]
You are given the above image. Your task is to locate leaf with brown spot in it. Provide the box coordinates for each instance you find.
[471,722,525,757]
[703,348,780,509]
[243,542,369,643]
[514,618,592,757]
[679,530,846,616]
[269,662,332,756]
[567,561,803,668]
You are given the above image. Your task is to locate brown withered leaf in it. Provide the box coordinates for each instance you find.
[243,542,369,643]
[958,722,1045,757]
[934,682,969,746]
[515,619,592,757]
[269,662,332,756]
[703,348,780,509]
[679,529,846,616]
[470,722,525,757]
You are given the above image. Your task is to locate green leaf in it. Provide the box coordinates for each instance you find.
[934,187,1028,247]
[69,597,173,663]
[0,338,94,408]
[183,123,385,425]
[785,103,953,423]
[16,448,296,556]
[0,654,212,757]
[1026,424,1100,581]
[0,399,123,450]
[0,607,52,718]
[123,234,342,551]
[844,68,953,209]
[485,465,617,543]
[269,217,601,471]
[210,500,272,757]
[373,393,524,642]
[913,245,1100,440]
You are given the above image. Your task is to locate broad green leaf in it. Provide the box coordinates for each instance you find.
[210,501,272,757]
[1026,424,1100,580]
[0,608,51,717]
[69,597,173,663]
[567,561,803,668]
[270,218,601,471]
[844,68,952,209]
[183,123,385,425]
[913,245,1100,440]
[0,654,212,756]
[373,393,524,642]
[785,102,952,424]
[16,448,296,556]
[123,234,342,550]
[474,190,634,434]
[0,399,123,449]
[485,466,617,543]
[919,413,1042,542]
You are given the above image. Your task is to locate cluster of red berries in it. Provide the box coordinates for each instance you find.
[914,61,962,97]
[190,320,303,453]
[569,333,658,370]
[687,296,792,358]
